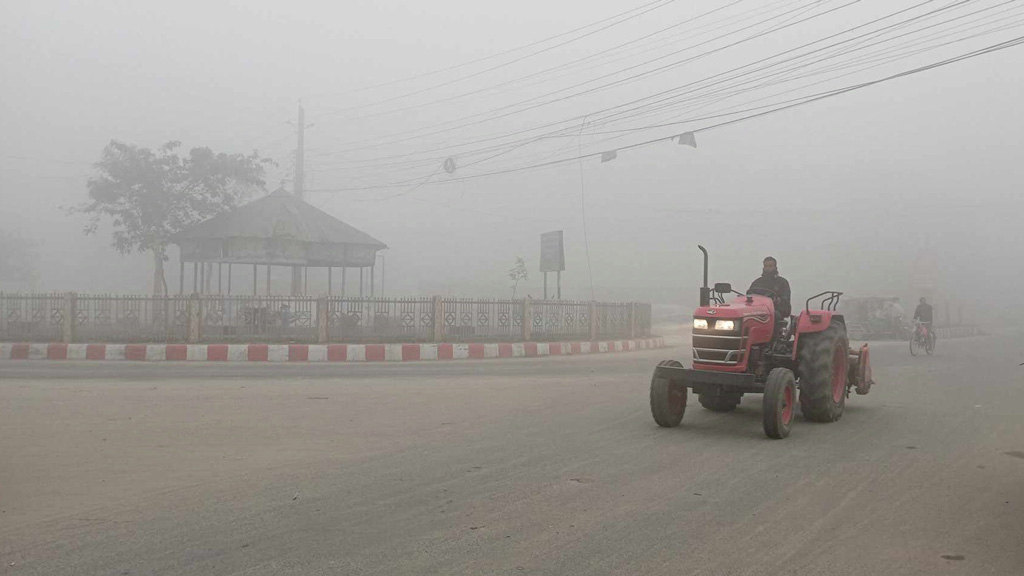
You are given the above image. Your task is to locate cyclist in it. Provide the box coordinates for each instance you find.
[913,297,935,345]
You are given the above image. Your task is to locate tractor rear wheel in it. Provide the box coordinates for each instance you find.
[698,388,742,412]
[650,360,687,427]
[763,367,796,439]
[798,320,849,423]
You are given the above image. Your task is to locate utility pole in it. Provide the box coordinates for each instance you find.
[292,103,306,296]
[295,103,305,199]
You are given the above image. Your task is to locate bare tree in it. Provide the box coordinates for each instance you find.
[509,257,529,298]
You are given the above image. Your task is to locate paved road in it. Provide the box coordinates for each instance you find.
[2,335,1023,575]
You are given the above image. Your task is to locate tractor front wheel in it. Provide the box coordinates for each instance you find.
[763,367,796,439]
[650,360,687,427]
[798,320,849,423]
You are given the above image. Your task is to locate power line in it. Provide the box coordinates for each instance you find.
[313,0,836,156]
[307,0,939,172]
[306,35,1024,193]
[308,1,1021,188]
[311,0,748,123]
[585,0,1015,135]
[305,1,803,170]
[307,0,676,108]
[301,0,838,187]
[455,0,991,156]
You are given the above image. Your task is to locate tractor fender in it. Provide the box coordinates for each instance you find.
[791,311,844,360]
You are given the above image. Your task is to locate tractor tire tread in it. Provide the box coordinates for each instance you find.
[650,360,686,427]
[797,321,848,423]
[763,367,796,439]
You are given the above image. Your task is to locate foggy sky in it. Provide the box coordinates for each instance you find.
[2,0,1023,321]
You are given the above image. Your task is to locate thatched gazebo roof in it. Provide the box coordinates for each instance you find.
[172,188,387,268]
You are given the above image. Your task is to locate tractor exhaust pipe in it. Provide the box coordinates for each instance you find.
[698,245,710,307]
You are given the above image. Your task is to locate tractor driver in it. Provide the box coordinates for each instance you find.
[749,256,792,319]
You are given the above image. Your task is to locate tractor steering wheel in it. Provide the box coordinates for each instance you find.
[746,287,777,299]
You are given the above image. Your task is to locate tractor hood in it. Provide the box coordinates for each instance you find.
[694,294,773,320]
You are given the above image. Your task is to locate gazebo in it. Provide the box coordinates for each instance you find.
[172,188,387,296]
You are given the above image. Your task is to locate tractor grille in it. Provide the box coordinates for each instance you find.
[692,333,745,365]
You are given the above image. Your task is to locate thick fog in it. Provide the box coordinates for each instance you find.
[2,0,1022,322]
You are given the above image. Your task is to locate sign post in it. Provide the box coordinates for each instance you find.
[540,231,565,300]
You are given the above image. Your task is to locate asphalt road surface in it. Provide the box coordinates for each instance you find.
[2,334,1024,576]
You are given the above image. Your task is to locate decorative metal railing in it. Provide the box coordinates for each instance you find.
[0,292,652,344]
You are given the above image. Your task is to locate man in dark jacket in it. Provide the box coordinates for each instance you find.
[749,256,791,318]
[913,297,935,344]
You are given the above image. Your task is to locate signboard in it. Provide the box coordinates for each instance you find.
[540,231,565,272]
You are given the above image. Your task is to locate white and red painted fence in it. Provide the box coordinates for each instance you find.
[0,338,666,362]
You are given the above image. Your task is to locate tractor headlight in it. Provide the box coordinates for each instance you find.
[693,318,709,330]
[714,319,736,331]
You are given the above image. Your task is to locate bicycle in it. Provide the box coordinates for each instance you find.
[909,319,935,356]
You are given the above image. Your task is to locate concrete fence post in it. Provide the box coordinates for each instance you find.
[62,292,76,343]
[317,296,329,343]
[522,298,532,342]
[186,294,201,343]
[432,296,445,342]
[590,301,599,341]
[629,302,636,339]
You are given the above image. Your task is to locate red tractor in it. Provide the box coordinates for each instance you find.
[650,246,875,439]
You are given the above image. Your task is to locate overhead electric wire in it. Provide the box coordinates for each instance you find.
[582,0,1011,133]
[310,0,937,171]
[305,1,821,170]
[309,0,759,124]
[318,2,1011,185]
[311,0,842,156]
[306,3,798,163]
[451,7,1024,174]
[452,0,992,153]
[559,0,954,134]
[309,1,1021,187]
[305,0,675,100]
[309,0,677,116]
[305,35,1024,193]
